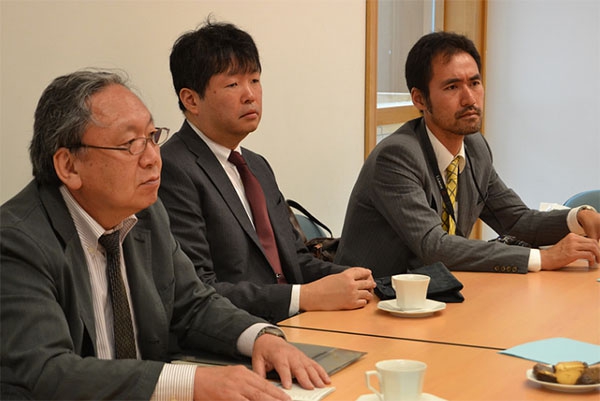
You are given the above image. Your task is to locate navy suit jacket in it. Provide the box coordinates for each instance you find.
[159,121,345,323]
[1,181,264,400]
[335,118,570,277]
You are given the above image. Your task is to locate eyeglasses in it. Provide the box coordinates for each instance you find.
[72,127,170,155]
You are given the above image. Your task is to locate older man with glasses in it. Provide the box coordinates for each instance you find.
[0,69,329,401]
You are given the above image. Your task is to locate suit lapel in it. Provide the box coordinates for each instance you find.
[122,218,168,360]
[177,122,265,251]
[457,141,481,237]
[39,185,98,355]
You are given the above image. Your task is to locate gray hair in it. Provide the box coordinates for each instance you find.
[30,69,129,185]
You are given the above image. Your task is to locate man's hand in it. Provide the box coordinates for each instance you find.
[577,208,600,240]
[193,365,291,401]
[251,334,331,390]
[299,267,376,311]
[540,232,600,270]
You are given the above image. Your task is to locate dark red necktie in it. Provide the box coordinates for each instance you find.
[228,150,287,284]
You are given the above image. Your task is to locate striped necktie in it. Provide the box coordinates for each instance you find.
[442,156,460,235]
[98,231,137,359]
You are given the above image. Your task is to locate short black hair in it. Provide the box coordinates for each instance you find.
[405,31,481,102]
[170,20,261,111]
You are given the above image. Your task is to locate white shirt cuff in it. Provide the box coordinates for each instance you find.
[289,284,301,316]
[236,323,273,357]
[567,205,595,235]
[151,363,196,401]
[527,249,542,272]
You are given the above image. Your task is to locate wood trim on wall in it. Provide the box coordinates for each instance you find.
[364,0,378,160]
[376,106,421,126]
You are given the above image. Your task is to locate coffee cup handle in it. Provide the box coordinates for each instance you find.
[365,370,384,401]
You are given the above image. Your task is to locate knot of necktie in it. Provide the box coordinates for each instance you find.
[228,150,246,167]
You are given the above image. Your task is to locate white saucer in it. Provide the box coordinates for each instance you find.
[356,393,446,401]
[377,299,446,318]
[526,369,600,393]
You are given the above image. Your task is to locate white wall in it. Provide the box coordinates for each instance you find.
[485,0,600,218]
[0,0,365,234]
[3,0,598,238]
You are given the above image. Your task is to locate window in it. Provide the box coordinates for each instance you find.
[365,0,486,157]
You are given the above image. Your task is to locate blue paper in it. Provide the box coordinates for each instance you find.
[500,337,600,365]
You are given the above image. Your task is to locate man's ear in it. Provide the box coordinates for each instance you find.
[53,148,82,190]
[410,87,427,112]
[179,88,201,114]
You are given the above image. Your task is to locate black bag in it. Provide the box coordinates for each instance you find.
[374,262,465,303]
[286,199,339,262]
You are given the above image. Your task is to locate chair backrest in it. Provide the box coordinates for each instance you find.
[563,190,600,210]
[294,214,327,241]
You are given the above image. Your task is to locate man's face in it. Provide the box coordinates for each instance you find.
[192,70,262,146]
[69,84,162,228]
[421,51,484,138]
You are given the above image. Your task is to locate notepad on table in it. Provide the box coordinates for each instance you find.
[499,337,600,365]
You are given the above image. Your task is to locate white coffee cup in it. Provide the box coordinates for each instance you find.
[391,274,430,310]
[365,359,427,401]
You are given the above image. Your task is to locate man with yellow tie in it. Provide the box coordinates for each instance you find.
[335,31,600,277]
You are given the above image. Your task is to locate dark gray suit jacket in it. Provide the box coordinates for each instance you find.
[159,121,345,323]
[335,118,570,277]
[0,181,265,400]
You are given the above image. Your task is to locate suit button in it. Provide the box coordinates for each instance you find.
[501,266,506,272]
[494,266,500,272]
[512,266,518,273]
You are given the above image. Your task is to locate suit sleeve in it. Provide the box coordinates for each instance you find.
[369,134,569,273]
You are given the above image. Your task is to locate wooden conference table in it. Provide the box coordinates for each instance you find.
[280,270,600,350]
[277,269,600,400]
[281,327,600,401]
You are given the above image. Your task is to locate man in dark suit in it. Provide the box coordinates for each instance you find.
[335,31,600,278]
[0,70,330,400]
[159,21,375,324]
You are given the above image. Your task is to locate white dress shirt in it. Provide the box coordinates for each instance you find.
[59,186,269,401]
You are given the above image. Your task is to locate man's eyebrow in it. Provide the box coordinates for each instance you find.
[440,73,482,86]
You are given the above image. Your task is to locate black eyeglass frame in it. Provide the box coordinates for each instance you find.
[71,127,170,155]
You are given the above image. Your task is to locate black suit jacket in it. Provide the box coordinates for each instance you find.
[159,121,345,323]
[0,181,264,400]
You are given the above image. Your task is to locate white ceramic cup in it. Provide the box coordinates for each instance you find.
[391,274,430,310]
[365,359,427,401]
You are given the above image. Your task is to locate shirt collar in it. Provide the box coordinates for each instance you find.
[59,185,137,250]
[186,119,242,165]
[425,124,466,174]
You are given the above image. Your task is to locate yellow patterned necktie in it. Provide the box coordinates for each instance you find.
[442,156,460,235]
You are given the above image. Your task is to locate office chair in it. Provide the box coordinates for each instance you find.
[294,214,327,241]
[563,189,600,210]
[286,199,333,241]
